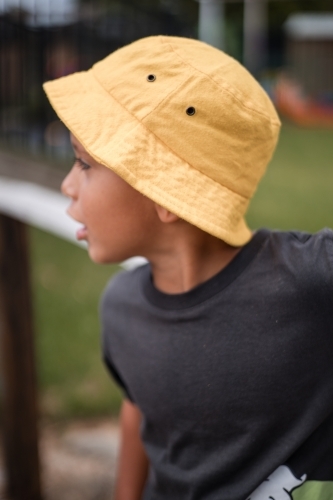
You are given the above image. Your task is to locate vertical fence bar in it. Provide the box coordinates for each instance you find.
[243,0,268,75]
[196,0,225,50]
[0,214,42,500]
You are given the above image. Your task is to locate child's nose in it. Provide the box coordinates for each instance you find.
[61,167,78,199]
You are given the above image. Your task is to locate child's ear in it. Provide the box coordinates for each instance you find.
[154,204,179,224]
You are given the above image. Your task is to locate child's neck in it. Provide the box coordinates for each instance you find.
[147,226,245,294]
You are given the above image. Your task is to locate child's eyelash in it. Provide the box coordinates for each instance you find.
[74,157,91,170]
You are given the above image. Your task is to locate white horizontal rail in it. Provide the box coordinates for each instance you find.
[0,177,146,271]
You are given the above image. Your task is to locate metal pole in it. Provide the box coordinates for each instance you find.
[196,0,225,50]
[243,0,268,75]
[0,214,42,500]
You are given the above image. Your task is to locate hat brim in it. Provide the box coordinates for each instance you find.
[43,69,252,247]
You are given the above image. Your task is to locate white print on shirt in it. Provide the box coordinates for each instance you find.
[246,465,307,500]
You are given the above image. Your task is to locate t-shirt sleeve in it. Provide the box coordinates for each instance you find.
[305,228,333,322]
[100,272,135,403]
[323,229,333,311]
[324,229,333,270]
[102,353,134,402]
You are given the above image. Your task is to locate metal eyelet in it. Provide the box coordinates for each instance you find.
[146,74,156,82]
[186,106,196,116]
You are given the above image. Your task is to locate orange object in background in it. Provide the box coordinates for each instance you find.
[279,14,333,128]
[275,75,333,128]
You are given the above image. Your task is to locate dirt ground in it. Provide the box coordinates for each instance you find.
[0,419,120,500]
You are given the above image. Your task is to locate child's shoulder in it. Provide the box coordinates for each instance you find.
[265,227,333,260]
[270,227,333,243]
[258,228,333,292]
[99,228,333,313]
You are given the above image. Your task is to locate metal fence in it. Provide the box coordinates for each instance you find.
[1,0,333,161]
[0,1,196,162]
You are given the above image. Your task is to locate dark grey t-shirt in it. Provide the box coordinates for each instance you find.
[101,229,333,500]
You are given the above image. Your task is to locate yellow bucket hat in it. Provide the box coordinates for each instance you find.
[43,35,281,247]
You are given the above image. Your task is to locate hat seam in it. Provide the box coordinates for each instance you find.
[93,59,187,124]
[111,154,248,242]
[71,90,249,223]
[91,70,251,201]
[89,120,250,227]
[95,144,249,244]
[161,36,281,127]
[154,187,245,232]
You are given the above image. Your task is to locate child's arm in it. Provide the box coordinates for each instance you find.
[114,399,149,500]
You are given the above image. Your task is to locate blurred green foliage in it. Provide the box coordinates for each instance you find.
[248,122,333,231]
[31,229,123,419]
[30,121,333,420]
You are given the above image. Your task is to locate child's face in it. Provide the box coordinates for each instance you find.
[62,134,156,263]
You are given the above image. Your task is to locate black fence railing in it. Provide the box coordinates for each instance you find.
[0,2,196,162]
[2,0,332,162]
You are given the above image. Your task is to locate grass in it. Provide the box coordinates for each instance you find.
[30,121,333,419]
[247,122,333,231]
[30,229,123,419]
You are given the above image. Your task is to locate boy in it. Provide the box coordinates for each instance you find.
[43,36,333,500]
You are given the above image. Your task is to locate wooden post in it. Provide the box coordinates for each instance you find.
[0,214,42,500]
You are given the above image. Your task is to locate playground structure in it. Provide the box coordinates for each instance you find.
[275,13,333,127]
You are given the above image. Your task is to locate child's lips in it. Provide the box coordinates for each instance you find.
[76,226,88,241]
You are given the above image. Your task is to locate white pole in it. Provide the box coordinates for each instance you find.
[196,0,225,51]
[243,0,268,75]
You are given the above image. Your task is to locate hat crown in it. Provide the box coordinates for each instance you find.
[93,36,278,124]
[93,36,280,199]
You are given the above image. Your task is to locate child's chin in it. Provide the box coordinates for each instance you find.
[88,247,122,265]
[88,247,108,264]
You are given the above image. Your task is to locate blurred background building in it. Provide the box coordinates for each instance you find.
[276,12,333,126]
